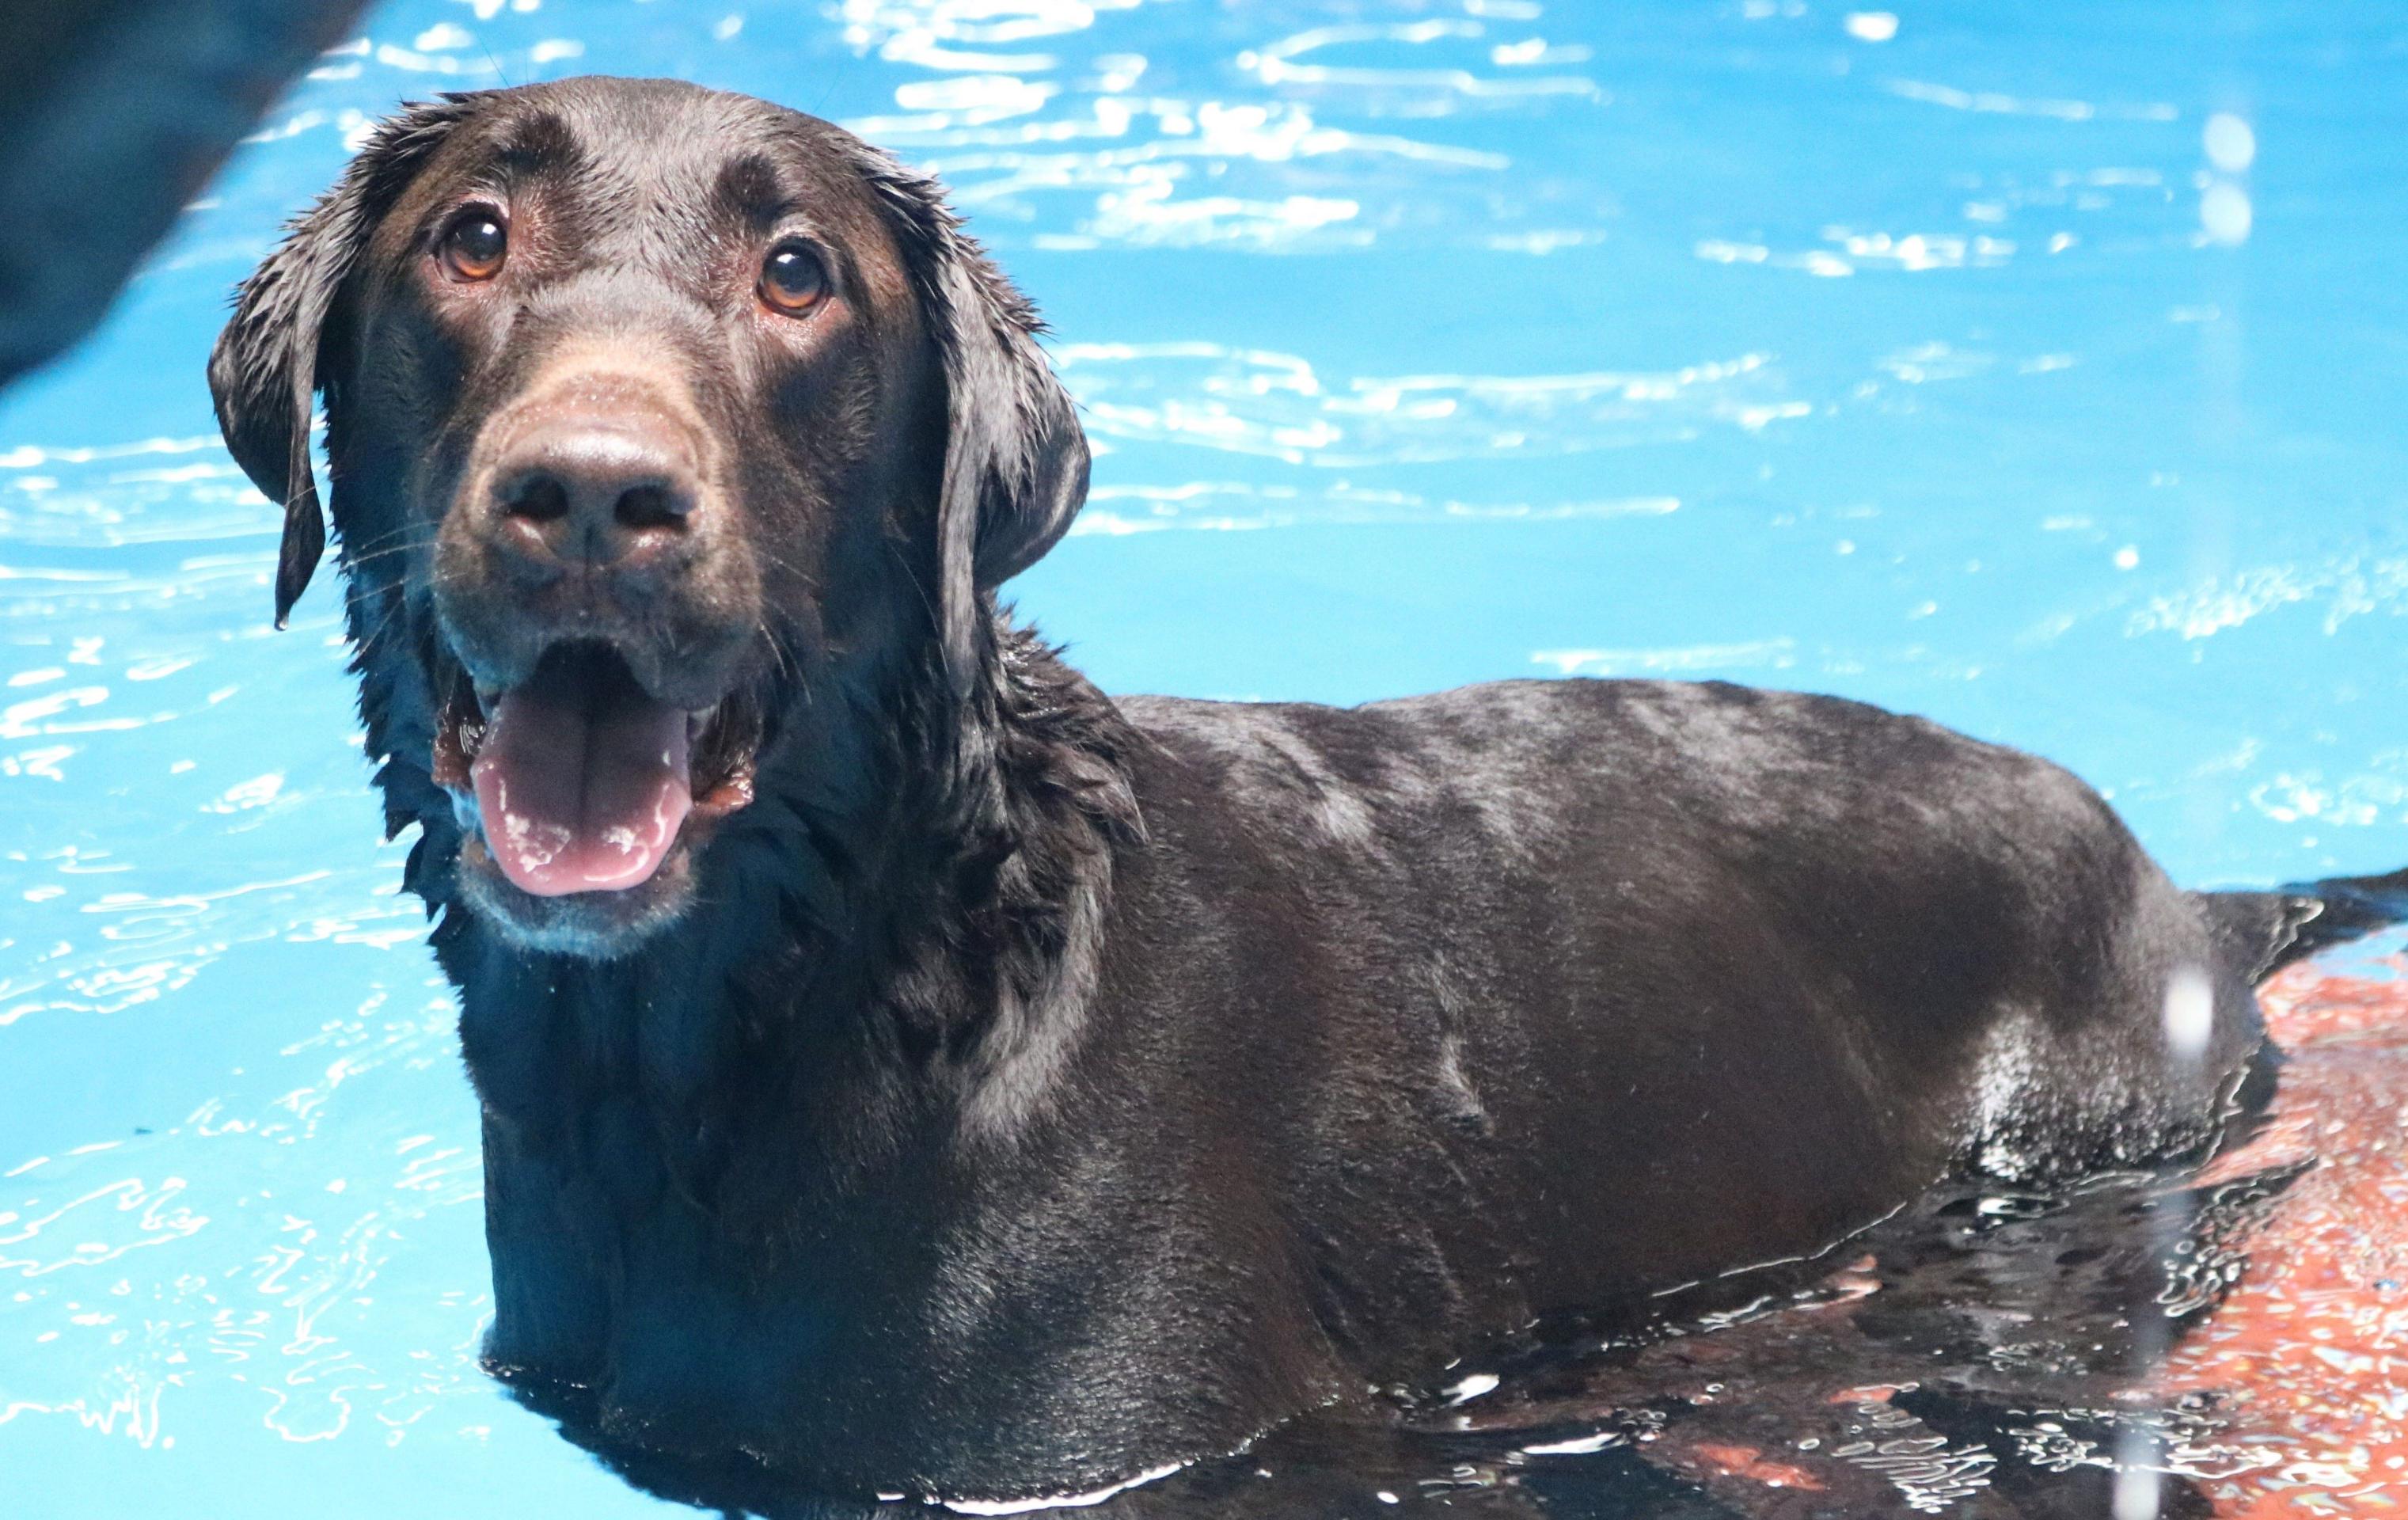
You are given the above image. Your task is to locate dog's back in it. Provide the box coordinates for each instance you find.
[1103,676,2269,1320]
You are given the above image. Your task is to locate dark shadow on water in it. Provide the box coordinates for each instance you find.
[507,1157,2308,1518]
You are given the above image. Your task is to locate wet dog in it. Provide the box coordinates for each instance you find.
[209,77,2335,1506]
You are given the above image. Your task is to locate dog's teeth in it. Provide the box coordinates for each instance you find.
[451,789,482,834]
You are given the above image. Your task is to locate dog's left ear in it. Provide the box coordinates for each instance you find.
[209,96,480,627]
[853,146,1089,695]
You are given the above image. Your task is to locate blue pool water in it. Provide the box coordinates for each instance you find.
[2,1,2406,1514]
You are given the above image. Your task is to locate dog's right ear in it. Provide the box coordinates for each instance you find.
[209,96,480,628]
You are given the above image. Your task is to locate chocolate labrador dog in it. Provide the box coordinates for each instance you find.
[209,77,2346,1506]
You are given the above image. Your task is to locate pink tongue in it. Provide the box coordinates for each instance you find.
[470,676,693,897]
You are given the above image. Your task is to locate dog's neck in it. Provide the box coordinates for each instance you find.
[384,606,1141,1213]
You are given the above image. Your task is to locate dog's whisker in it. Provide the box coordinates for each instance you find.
[337,536,442,572]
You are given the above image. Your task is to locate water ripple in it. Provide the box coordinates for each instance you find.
[1059,343,1804,465]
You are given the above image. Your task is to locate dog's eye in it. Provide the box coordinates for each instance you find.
[440,211,509,282]
[758,243,826,315]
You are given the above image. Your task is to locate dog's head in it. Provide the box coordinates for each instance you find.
[211,78,1086,956]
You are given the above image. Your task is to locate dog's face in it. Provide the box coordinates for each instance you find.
[210,79,1087,956]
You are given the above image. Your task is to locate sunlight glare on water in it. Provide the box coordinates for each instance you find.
[2,1,2406,1515]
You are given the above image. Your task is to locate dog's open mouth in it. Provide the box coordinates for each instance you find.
[432,643,758,897]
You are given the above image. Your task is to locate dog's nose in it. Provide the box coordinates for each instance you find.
[487,424,701,575]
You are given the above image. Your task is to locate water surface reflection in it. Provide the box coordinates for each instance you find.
[6,0,2407,1514]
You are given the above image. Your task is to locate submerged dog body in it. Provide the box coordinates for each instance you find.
[455,662,2271,1501]
[212,78,2285,1502]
